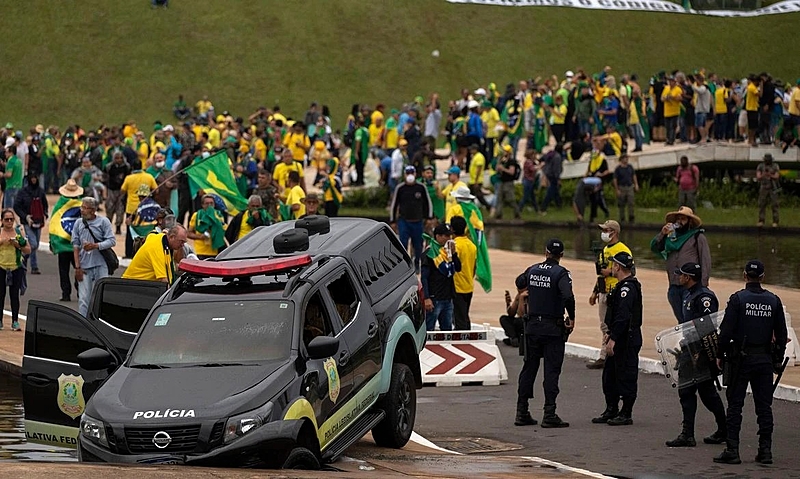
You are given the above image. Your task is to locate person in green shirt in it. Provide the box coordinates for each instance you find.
[173,94,191,120]
[3,147,24,209]
[352,116,369,186]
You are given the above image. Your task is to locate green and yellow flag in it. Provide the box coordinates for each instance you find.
[187,151,248,215]
[458,202,492,293]
[48,196,83,254]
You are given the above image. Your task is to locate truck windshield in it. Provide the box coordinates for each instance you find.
[128,300,294,367]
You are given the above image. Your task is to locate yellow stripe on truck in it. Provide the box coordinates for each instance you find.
[24,420,78,449]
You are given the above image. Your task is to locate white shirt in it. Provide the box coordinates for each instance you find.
[390,148,406,180]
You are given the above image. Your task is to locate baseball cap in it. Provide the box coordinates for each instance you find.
[598,220,620,234]
[565,70,574,78]
[610,252,635,269]
[744,260,765,278]
[474,88,487,96]
[467,100,480,109]
[433,224,451,236]
[423,165,434,172]
[675,262,701,278]
[163,124,174,132]
[404,165,416,174]
[446,166,461,175]
[546,238,564,255]
[5,137,15,148]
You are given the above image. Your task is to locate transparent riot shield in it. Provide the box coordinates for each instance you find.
[655,311,723,389]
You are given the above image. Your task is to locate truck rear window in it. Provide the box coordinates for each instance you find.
[128,301,294,367]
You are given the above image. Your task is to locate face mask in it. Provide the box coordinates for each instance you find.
[405,174,416,184]
[155,161,165,168]
[601,232,613,243]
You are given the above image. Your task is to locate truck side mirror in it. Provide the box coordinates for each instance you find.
[77,348,117,371]
[307,336,339,360]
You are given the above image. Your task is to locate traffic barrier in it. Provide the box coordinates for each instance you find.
[421,324,508,386]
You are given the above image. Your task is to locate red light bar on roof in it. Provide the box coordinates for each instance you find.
[179,255,312,277]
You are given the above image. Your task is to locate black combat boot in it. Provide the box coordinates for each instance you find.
[755,435,772,464]
[591,406,619,424]
[540,405,569,428]
[607,402,633,426]
[713,441,741,464]
[666,431,696,447]
[703,429,726,445]
[514,400,538,426]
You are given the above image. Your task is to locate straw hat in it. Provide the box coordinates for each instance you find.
[665,206,702,228]
[59,179,84,198]
[450,185,476,200]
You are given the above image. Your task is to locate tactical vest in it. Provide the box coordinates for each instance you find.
[683,285,718,324]
[525,261,566,319]
[734,288,779,346]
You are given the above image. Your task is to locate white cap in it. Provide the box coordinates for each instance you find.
[474,87,487,96]
[163,124,175,132]
[565,70,574,78]
[4,137,15,148]
[467,100,480,109]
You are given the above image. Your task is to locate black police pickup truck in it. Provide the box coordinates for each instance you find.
[22,216,426,469]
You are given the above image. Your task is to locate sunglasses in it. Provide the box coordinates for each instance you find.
[3,218,14,222]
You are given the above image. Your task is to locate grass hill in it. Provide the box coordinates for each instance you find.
[3,0,798,130]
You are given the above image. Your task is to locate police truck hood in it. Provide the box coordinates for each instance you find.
[87,361,293,422]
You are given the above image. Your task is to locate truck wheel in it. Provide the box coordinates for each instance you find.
[372,363,416,448]
[281,446,320,470]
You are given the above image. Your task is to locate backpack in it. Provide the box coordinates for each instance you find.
[512,160,521,181]
[30,197,45,228]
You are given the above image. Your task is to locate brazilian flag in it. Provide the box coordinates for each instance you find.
[500,96,523,139]
[187,151,248,215]
[457,202,492,293]
[48,196,82,254]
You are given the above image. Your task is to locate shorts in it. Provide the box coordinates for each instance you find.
[791,115,800,127]
[738,110,748,128]
[694,112,708,126]
[747,110,759,129]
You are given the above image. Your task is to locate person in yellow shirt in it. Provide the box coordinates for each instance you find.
[251,133,268,163]
[790,79,800,139]
[440,165,467,213]
[745,76,761,146]
[285,171,306,219]
[446,185,484,233]
[384,109,400,151]
[122,225,188,284]
[135,131,149,163]
[661,76,683,145]
[224,195,272,243]
[283,122,311,163]
[195,95,213,116]
[188,194,227,259]
[466,144,491,209]
[273,149,305,199]
[548,95,568,143]
[120,168,158,216]
[207,125,221,148]
[368,117,385,153]
[586,220,632,369]
[450,216,477,330]
[370,104,385,127]
[481,100,501,160]
[601,124,623,157]
[269,106,287,125]
[122,121,137,140]
[714,80,730,141]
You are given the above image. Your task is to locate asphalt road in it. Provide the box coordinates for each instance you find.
[10,253,800,478]
[415,346,800,478]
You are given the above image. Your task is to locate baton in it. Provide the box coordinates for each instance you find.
[772,357,790,394]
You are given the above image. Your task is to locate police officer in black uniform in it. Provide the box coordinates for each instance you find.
[714,260,788,465]
[666,262,727,447]
[592,252,642,426]
[514,238,575,428]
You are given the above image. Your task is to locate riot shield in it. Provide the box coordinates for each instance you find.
[655,312,723,389]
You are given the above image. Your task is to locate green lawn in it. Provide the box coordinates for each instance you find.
[3,1,799,131]
[341,204,792,228]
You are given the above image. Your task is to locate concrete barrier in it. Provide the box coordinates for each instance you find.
[422,325,508,386]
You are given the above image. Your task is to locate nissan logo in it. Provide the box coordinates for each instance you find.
[152,431,172,449]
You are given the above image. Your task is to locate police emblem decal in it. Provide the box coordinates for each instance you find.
[57,374,86,420]
[323,358,340,404]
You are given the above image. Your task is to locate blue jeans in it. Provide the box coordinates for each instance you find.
[3,188,19,209]
[667,284,688,323]
[540,176,561,211]
[518,178,538,211]
[426,299,454,331]
[398,219,423,272]
[23,225,41,270]
[578,118,592,136]
[77,265,109,317]
[629,123,644,151]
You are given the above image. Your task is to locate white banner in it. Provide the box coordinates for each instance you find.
[446,0,800,17]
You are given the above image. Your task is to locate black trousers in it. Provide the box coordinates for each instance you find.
[324,201,339,218]
[0,267,24,323]
[517,334,565,406]
[354,159,365,185]
[602,330,642,411]
[678,379,726,435]
[57,252,76,300]
[589,188,609,221]
[453,292,472,330]
[178,188,194,226]
[469,183,491,209]
[725,356,774,447]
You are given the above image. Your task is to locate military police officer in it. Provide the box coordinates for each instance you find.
[592,252,642,426]
[514,238,575,428]
[666,262,727,447]
[714,260,788,465]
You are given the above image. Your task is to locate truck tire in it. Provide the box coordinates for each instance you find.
[371,363,416,448]
[281,446,320,470]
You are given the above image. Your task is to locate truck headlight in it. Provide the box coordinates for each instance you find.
[224,402,273,444]
[80,413,108,448]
